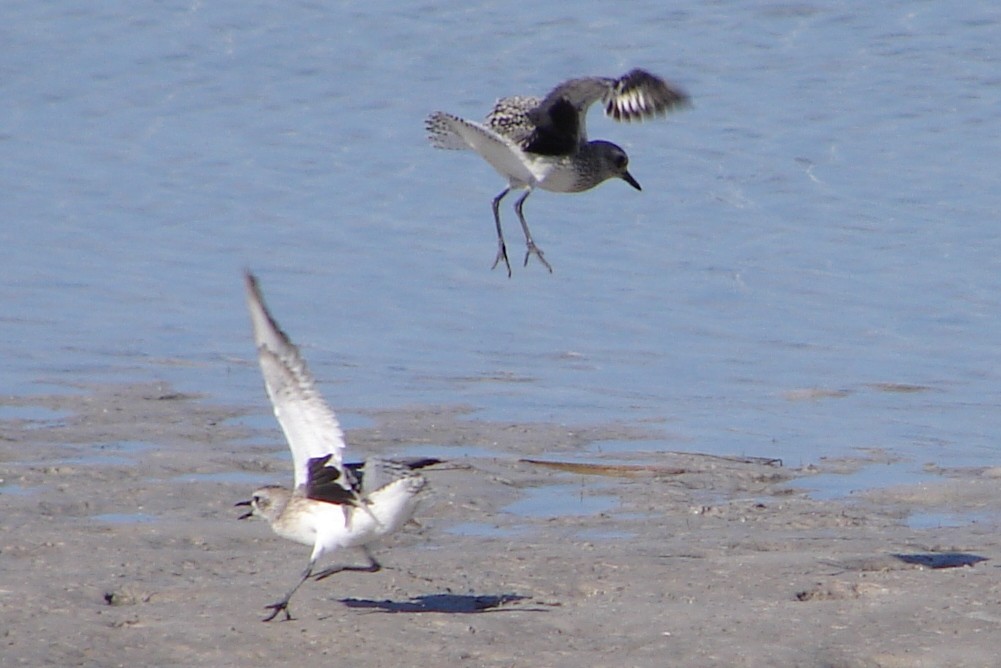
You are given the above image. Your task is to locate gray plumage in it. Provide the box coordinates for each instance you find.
[426,69,689,276]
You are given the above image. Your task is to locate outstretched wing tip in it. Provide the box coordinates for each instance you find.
[243,273,349,489]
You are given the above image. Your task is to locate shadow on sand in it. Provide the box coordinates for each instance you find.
[339,593,546,614]
[891,552,989,569]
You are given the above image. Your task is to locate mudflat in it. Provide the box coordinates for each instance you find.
[2,382,1000,667]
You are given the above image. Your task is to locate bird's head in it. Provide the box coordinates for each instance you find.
[235,485,288,522]
[594,141,641,191]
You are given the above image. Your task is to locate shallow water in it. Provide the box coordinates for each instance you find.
[503,483,618,518]
[3,1,1001,502]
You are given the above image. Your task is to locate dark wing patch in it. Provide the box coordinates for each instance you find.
[523,97,580,156]
[308,456,443,502]
[305,454,358,505]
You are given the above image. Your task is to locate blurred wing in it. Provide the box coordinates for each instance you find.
[600,69,690,122]
[527,69,690,151]
[355,457,441,496]
[244,272,347,489]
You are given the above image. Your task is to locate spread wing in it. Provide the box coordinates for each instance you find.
[244,272,347,491]
[426,111,541,185]
[353,457,442,496]
[525,69,690,155]
[484,95,542,145]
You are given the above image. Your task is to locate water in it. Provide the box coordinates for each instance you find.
[504,483,618,518]
[3,1,1000,502]
[795,459,921,501]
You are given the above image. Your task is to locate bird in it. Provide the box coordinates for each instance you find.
[426,68,689,276]
[236,271,440,622]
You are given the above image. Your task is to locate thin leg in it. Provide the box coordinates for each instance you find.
[491,188,513,277]
[313,547,382,581]
[263,559,314,622]
[514,190,553,273]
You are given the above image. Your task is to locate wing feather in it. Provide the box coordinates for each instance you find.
[426,111,538,185]
[244,272,347,490]
[526,69,689,150]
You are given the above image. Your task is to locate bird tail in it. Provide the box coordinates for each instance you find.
[425,112,473,150]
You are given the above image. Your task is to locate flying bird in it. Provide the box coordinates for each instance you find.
[426,69,689,276]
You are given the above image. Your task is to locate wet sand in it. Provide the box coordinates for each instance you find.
[2,382,1000,667]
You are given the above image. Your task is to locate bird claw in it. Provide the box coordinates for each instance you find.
[523,242,553,273]
[492,243,513,278]
[263,601,293,622]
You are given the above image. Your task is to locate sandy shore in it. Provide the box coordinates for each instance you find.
[2,381,1000,667]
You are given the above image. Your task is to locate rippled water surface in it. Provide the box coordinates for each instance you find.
[4,1,1000,497]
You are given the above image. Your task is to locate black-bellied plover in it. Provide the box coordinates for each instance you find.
[426,69,689,276]
[237,272,440,622]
